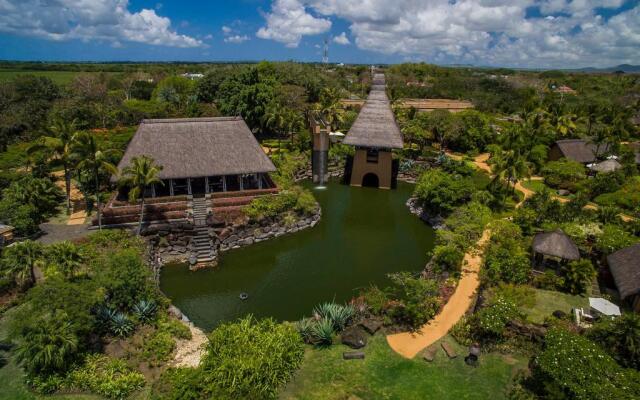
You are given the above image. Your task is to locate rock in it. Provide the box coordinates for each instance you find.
[168,305,183,320]
[557,189,570,196]
[441,342,457,359]
[241,238,254,246]
[343,351,365,360]
[359,319,382,335]
[422,346,438,362]
[341,326,368,349]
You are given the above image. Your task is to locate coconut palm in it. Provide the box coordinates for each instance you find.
[71,131,119,229]
[555,113,578,137]
[318,87,344,131]
[283,109,304,147]
[45,241,84,279]
[0,240,44,289]
[119,156,163,235]
[29,118,78,213]
[262,103,287,157]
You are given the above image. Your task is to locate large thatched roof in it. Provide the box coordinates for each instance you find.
[343,74,403,149]
[590,159,622,173]
[553,139,610,163]
[117,117,276,180]
[532,229,580,260]
[608,243,640,300]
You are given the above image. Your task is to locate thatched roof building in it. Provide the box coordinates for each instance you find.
[343,74,403,149]
[548,139,610,164]
[532,230,580,261]
[608,243,640,302]
[117,117,276,180]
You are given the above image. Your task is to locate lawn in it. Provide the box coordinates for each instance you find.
[0,70,112,86]
[523,288,589,324]
[280,334,526,400]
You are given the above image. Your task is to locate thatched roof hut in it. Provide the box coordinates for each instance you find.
[343,74,403,149]
[607,243,640,301]
[532,230,580,261]
[117,117,276,180]
[549,139,610,164]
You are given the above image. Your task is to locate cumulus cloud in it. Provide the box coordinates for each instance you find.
[259,0,640,67]
[257,0,331,48]
[0,0,202,48]
[225,35,250,44]
[333,32,350,45]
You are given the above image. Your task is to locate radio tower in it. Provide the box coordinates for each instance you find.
[322,38,329,65]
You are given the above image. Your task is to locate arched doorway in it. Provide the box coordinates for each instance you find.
[362,173,379,188]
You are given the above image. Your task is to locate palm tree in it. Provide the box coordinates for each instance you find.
[262,103,287,157]
[119,156,163,235]
[0,240,44,289]
[45,241,84,279]
[29,118,78,213]
[71,132,119,229]
[283,109,304,148]
[318,87,345,131]
[555,113,577,137]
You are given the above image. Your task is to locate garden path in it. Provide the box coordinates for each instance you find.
[171,323,208,368]
[386,229,491,359]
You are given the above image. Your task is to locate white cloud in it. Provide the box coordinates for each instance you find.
[257,0,331,48]
[224,35,250,44]
[333,32,350,45]
[222,26,232,34]
[0,0,202,48]
[258,0,640,67]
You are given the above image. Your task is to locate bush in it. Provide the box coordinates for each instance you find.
[594,176,640,214]
[587,171,626,198]
[157,316,192,340]
[152,367,204,400]
[533,328,640,400]
[541,159,586,191]
[386,272,441,329]
[587,313,640,370]
[414,169,475,215]
[95,249,155,310]
[199,316,304,399]
[310,318,334,346]
[482,221,531,286]
[560,259,595,295]
[472,296,523,340]
[67,354,145,399]
[141,330,175,364]
[312,302,355,332]
[431,244,464,273]
[243,186,316,221]
[594,224,639,255]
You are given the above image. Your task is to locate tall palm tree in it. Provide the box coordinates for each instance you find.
[29,118,78,213]
[283,109,304,147]
[0,240,44,289]
[71,132,119,229]
[262,103,287,157]
[555,113,578,137]
[119,156,163,235]
[318,87,344,131]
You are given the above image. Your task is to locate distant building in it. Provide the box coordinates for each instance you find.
[0,224,14,247]
[181,73,204,80]
[343,74,403,189]
[548,139,610,164]
[589,159,622,173]
[340,98,474,113]
[554,85,577,95]
[608,243,640,312]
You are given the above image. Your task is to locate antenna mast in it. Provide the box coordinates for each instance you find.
[322,38,329,65]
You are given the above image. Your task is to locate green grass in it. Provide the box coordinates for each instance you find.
[280,335,526,400]
[470,170,491,190]
[520,179,547,194]
[0,70,83,85]
[523,289,589,324]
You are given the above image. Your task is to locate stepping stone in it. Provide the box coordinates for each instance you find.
[343,351,365,360]
[422,346,438,362]
[441,342,458,359]
[359,319,382,335]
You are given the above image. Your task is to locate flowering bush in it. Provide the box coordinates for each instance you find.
[533,328,640,400]
[474,296,523,340]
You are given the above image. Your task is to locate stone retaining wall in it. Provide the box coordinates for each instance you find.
[406,197,445,229]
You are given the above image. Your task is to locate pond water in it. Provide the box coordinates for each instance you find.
[160,179,435,331]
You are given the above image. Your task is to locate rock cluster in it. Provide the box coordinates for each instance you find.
[406,197,445,229]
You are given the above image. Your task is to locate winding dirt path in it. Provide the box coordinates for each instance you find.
[171,323,208,368]
[386,229,492,359]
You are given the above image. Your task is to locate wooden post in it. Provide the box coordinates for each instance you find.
[151,184,156,198]
[258,173,263,189]
[222,176,227,192]
[169,179,174,196]
[239,175,244,191]
[187,178,192,195]
[205,177,209,194]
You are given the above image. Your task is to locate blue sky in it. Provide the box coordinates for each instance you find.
[0,0,638,68]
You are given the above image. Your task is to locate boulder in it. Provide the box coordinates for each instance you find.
[422,346,438,362]
[359,319,382,335]
[341,326,368,349]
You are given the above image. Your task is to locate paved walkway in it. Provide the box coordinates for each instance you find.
[387,229,492,359]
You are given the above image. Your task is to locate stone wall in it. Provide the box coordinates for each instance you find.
[406,197,445,229]
[143,222,201,264]
[217,208,322,252]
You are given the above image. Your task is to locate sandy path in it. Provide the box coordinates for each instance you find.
[386,229,491,359]
[171,323,208,368]
[52,171,88,225]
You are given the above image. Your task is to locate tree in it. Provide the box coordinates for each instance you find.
[119,156,163,235]
[414,169,475,215]
[560,259,595,295]
[0,240,44,289]
[13,311,79,376]
[45,241,84,279]
[29,117,78,213]
[316,87,344,131]
[71,132,119,229]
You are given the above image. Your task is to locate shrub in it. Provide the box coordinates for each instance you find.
[243,186,316,221]
[451,316,473,346]
[533,328,640,400]
[532,270,565,291]
[141,330,175,364]
[541,159,586,191]
[200,316,304,399]
[431,244,464,273]
[588,171,625,198]
[67,354,145,399]
[414,169,475,215]
[157,316,192,340]
[594,224,639,255]
[595,176,640,215]
[560,259,596,295]
[386,272,441,329]
[95,249,155,310]
[295,318,315,344]
[310,318,334,346]
[312,302,355,331]
[587,313,640,370]
[482,221,531,286]
[152,367,204,400]
[359,285,390,315]
[473,296,522,340]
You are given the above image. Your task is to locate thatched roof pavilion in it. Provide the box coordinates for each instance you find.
[548,139,610,164]
[118,117,276,180]
[532,230,580,261]
[590,159,622,173]
[608,243,640,303]
[343,74,403,149]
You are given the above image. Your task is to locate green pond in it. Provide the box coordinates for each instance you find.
[160,180,435,331]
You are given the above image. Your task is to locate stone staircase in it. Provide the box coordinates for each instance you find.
[190,197,216,265]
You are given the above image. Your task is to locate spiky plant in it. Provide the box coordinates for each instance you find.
[332,304,356,331]
[95,305,117,332]
[132,299,157,324]
[109,312,134,337]
[311,318,334,346]
[296,318,315,344]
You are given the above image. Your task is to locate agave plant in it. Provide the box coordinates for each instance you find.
[296,318,315,344]
[95,305,117,332]
[109,312,135,337]
[132,299,157,323]
[313,302,355,332]
[311,318,334,346]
